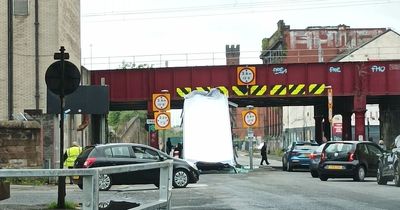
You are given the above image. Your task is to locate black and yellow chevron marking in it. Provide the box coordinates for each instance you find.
[232,85,248,96]
[309,84,325,95]
[250,85,267,96]
[176,87,191,98]
[288,84,306,95]
[195,87,211,92]
[217,86,229,96]
[270,85,286,96]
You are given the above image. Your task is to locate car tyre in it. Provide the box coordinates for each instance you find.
[310,170,319,178]
[286,161,293,172]
[98,174,112,191]
[173,169,189,188]
[394,163,400,187]
[353,165,366,182]
[377,164,387,185]
[282,158,287,171]
[319,175,328,181]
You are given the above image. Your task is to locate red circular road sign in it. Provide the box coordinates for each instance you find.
[155,113,170,129]
[153,95,169,111]
[238,67,255,85]
[244,111,257,127]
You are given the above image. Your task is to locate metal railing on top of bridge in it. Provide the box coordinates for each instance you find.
[82,46,400,70]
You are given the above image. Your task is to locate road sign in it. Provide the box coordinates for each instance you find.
[327,88,333,122]
[237,66,256,85]
[154,112,171,130]
[45,60,80,96]
[146,119,155,124]
[242,109,258,128]
[152,93,170,111]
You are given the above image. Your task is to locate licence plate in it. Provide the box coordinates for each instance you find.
[326,165,344,170]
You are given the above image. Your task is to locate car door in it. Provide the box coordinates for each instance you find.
[356,144,369,169]
[366,144,383,176]
[131,146,162,184]
[106,145,136,185]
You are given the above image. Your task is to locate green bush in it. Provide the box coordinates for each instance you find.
[6,177,47,185]
[47,201,78,209]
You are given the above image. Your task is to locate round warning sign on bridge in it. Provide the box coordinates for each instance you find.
[242,109,258,128]
[152,93,170,111]
[237,66,256,85]
[155,112,171,130]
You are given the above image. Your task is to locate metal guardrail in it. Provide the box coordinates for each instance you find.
[0,160,173,210]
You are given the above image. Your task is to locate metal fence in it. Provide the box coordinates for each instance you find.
[0,160,173,210]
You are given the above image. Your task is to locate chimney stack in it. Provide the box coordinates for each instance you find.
[225,44,240,65]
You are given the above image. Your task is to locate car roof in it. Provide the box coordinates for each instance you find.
[92,143,155,149]
[293,141,319,145]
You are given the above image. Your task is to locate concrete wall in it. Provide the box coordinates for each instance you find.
[0,121,42,168]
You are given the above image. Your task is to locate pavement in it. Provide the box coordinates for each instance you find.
[235,150,282,170]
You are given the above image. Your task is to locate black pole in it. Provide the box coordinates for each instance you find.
[57,46,66,209]
[7,0,13,120]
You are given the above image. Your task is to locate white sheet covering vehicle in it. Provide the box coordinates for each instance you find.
[182,89,235,168]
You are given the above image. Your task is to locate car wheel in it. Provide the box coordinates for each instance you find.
[394,163,400,187]
[173,169,189,188]
[311,170,319,178]
[98,174,112,191]
[319,175,328,181]
[287,161,293,172]
[353,165,366,182]
[377,164,387,185]
[282,158,287,171]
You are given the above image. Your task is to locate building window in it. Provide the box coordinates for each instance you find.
[14,0,29,16]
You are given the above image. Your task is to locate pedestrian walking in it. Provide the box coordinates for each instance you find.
[166,138,172,155]
[64,141,82,184]
[260,141,270,165]
[379,140,386,150]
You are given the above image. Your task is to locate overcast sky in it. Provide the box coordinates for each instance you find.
[81,0,400,69]
[80,0,400,125]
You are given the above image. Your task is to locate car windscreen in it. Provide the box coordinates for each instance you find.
[324,143,354,161]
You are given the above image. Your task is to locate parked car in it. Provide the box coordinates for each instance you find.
[318,141,383,181]
[376,135,400,186]
[74,143,200,191]
[309,143,326,178]
[282,141,319,172]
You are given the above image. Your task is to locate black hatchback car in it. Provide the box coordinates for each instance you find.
[318,141,383,181]
[74,143,200,191]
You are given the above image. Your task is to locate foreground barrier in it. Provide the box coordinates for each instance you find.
[0,160,173,210]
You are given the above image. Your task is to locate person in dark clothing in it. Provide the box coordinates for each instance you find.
[260,141,270,165]
[175,143,183,158]
[166,138,172,155]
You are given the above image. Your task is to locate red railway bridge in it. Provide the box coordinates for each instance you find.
[90,60,400,144]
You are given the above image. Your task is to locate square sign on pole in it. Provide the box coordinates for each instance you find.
[154,111,171,130]
[152,93,170,112]
[242,109,258,128]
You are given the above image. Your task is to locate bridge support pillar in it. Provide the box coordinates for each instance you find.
[353,95,366,141]
[341,112,352,140]
[380,96,400,148]
[323,116,331,142]
[314,115,323,144]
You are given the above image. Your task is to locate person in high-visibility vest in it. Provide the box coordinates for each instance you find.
[63,141,82,184]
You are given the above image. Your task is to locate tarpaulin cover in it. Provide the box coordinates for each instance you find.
[182,89,235,165]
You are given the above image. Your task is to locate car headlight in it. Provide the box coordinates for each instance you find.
[186,160,198,170]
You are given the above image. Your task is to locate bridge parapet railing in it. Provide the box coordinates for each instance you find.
[82,46,400,70]
[0,160,173,210]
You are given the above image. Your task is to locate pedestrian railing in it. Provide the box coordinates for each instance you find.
[0,160,173,210]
